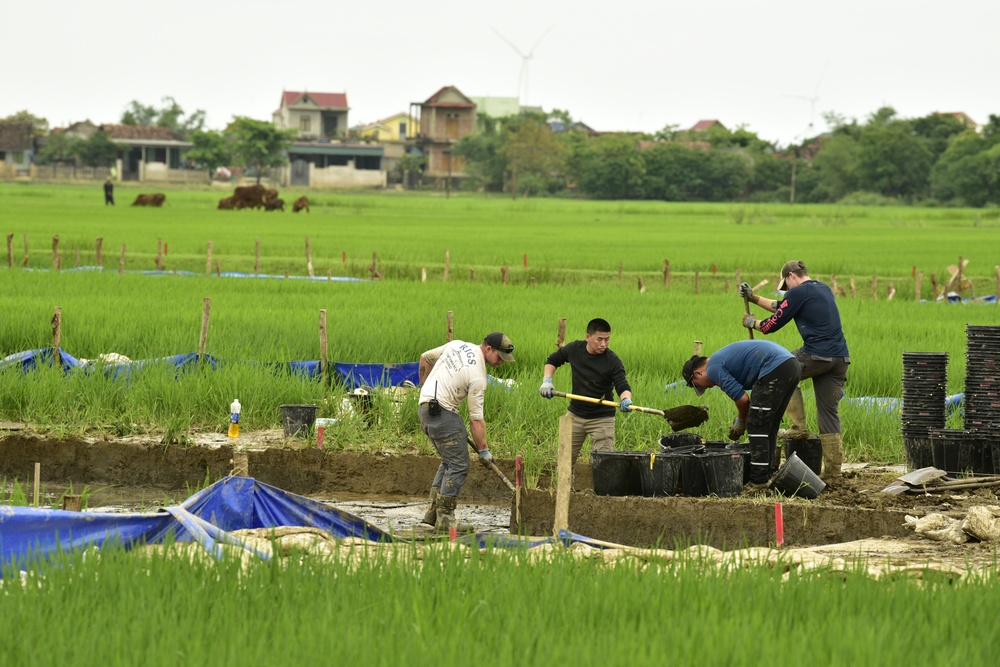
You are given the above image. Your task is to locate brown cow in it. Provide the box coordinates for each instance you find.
[218,196,235,210]
[264,197,285,212]
[132,193,166,207]
[292,196,310,213]
[263,188,279,204]
[232,184,266,209]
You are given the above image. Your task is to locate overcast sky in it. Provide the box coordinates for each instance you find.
[5,0,996,146]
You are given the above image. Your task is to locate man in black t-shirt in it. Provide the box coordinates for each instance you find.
[539,318,633,465]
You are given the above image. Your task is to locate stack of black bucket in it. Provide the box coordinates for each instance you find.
[901,352,948,470]
[960,324,1000,472]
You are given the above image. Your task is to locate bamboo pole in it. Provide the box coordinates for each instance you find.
[446,311,454,342]
[694,270,700,295]
[51,235,59,268]
[557,318,567,348]
[444,250,450,282]
[319,309,328,386]
[22,233,29,267]
[553,413,573,538]
[198,297,211,357]
[306,237,314,278]
[215,260,221,277]
[206,240,213,274]
[735,268,741,287]
[523,253,528,269]
[694,340,703,356]
[119,244,126,274]
[887,282,896,301]
[849,277,857,299]
[254,239,260,276]
[421,267,427,283]
[52,307,61,366]
[156,238,163,271]
[6,233,12,268]
[342,251,346,263]
[663,259,670,285]
[915,272,924,302]
[34,462,40,508]
[96,237,103,268]
[501,265,509,284]
[637,276,646,294]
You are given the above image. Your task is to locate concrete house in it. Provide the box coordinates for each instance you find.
[101,124,195,183]
[273,90,385,188]
[0,121,34,177]
[414,86,477,179]
[360,113,419,142]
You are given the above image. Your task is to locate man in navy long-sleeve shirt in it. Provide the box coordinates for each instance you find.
[740,260,850,479]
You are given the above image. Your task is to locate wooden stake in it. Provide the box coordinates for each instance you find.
[368,252,381,280]
[663,259,671,285]
[421,267,427,283]
[6,233,12,268]
[530,277,536,287]
[501,265,509,284]
[22,233,29,267]
[694,270,700,295]
[618,263,623,283]
[75,248,80,268]
[830,274,838,295]
[34,462,40,508]
[96,237,103,268]
[887,282,896,301]
[327,268,331,281]
[255,239,260,275]
[51,235,59,268]
[637,276,646,294]
[557,318,567,348]
[712,263,717,275]
[751,279,769,293]
[51,307,61,366]
[306,237,314,278]
[215,260,221,277]
[156,238,163,271]
[995,266,1000,302]
[849,277,857,299]
[319,309,328,386]
[735,268,741,286]
[206,240,213,274]
[693,340,703,356]
[553,413,573,538]
[199,297,211,357]
[871,275,878,300]
[931,272,939,300]
[915,271,924,302]
[444,250,450,282]
[446,310,454,342]
[469,268,475,282]
[342,251,346,263]
[514,455,523,527]
[523,253,528,269]
[119,244,126,274]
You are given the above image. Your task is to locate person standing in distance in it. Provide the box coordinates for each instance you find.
[103,177,115,206]
[740,260,850,479]
[539,318,633,465]
[682,340,801,485]
[417,332,514,531]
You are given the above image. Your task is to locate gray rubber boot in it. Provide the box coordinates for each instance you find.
[778,388,811,440]
[821,433,843,480]
[421,487,440,526]
[434,494,458,532]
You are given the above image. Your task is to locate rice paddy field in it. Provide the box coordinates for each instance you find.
[2,183,999,467]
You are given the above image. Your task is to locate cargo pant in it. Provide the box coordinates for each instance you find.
[419,405,470,497]
[570,413,616,464]
[747,358,802,483]
[794,349,850,435]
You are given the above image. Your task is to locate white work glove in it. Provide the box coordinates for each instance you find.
[539,377,554,399]
[728,418,746,441]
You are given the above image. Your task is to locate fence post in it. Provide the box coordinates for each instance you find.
[915,271,923,302]
[199,297,211,358]
[255,239,260,276]
[444,250,450,282]
[119,244,126,274]
[319,309,328,387]
[96,237,103,268]
[6,233,12,268]
[694,270,700,295]
[663,259,670,285]
[306,237,314,278]
[501,265,509,285]
[557,318,567,348]
[52,306,62,366]
[446,310,454,342]
[22,233,29,267]
[206,240,213,275]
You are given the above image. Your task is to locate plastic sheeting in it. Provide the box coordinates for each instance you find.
[0,476,389,571]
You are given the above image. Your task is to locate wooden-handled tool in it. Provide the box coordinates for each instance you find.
[549,391,709,431]
[743,293,755,340]
[467,437,516,491]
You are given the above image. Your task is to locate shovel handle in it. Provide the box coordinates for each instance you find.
[743,294,754,340]
[550,391,664,416]
[467,437,516,492]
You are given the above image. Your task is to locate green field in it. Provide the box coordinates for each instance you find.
[2,183,998,468]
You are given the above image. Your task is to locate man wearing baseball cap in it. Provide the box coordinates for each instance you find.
[738,260,850,479]
[683,340,801,485]
[417,332,514,531]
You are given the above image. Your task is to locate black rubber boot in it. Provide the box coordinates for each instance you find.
[421,487,440,526]
[434,494,458,532]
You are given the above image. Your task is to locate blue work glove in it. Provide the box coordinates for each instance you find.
[741,313,757,330]
[539,377,554,399]
[739,282,754,301]
[620,398,633,413]
[728,418,746,442]
[478,449,494,465]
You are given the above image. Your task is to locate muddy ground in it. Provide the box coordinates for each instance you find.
[2,424,998,571]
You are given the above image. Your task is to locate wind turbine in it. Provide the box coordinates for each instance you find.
[492,25,554,106]
[782,61,831,136]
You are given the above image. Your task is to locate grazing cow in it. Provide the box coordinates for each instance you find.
[292,196,310,213]
[218,196,235,210]
[263,188,279,204]
[132,193,166,207]
[264,197,285,212]
[232,184,266,209]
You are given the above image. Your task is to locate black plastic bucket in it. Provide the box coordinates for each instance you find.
[281,404,318,438]
[639,451,683,497]
[770,452,826,499]
[591,451,646,496]
[701,451,745,497]
[659,432,705,450]
[782,437,822,476]
[903,437,934,471]
[680,451,709,497]
[705,441,749,485]
[929,428,973,475]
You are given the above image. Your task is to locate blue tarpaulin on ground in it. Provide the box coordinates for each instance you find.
[0,476,391,571]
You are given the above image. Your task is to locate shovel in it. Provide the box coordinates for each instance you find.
[467,437,516,492]
[550,390,709,432]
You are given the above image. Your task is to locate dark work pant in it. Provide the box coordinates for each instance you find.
[418,405,470,497]
[747,358,802,483]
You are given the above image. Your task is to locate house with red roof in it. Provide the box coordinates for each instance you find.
[273,90,350,140]
[412,85,477,180]
[689,119,726,133]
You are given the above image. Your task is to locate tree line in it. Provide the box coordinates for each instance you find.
[453,108,1000,207]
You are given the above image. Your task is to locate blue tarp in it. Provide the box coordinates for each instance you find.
[0,477,583,572]
[0,476,390,571]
